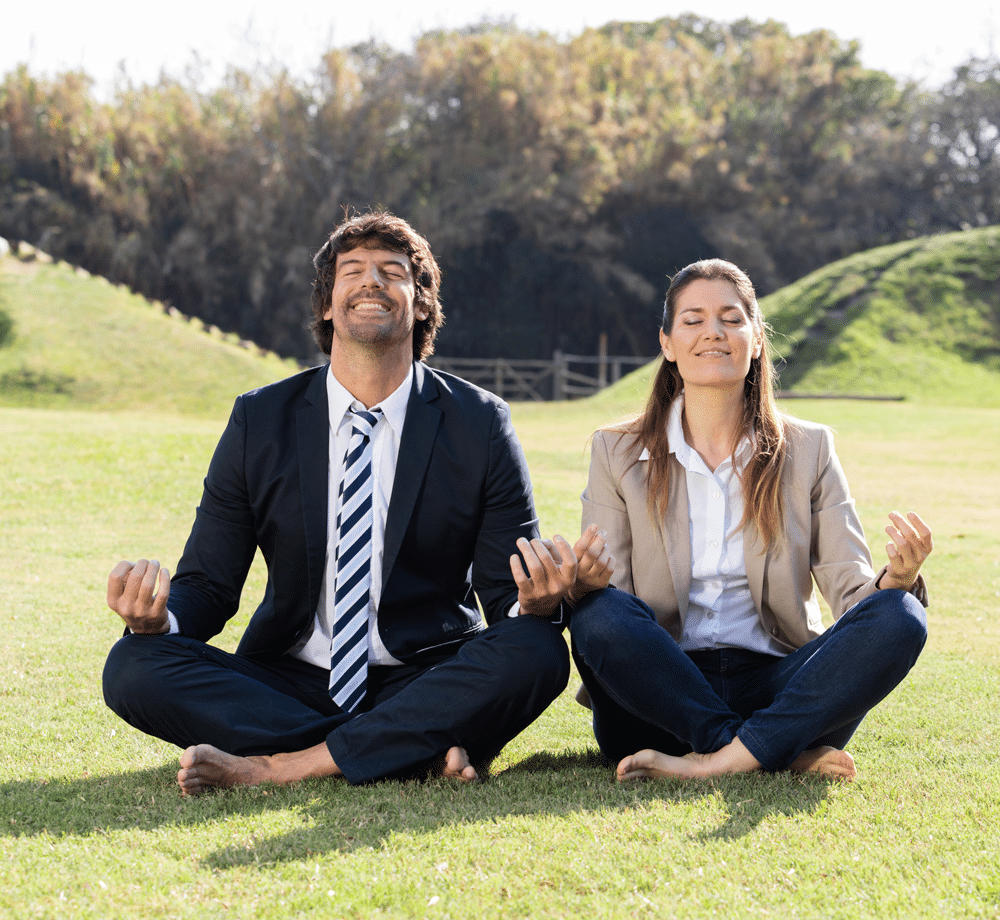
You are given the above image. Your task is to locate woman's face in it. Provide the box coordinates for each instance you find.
[660,278,761,392]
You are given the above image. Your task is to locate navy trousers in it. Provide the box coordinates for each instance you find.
[569,587,927,770]
[103,614,569,784]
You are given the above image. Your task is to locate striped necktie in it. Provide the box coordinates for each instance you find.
[329,405,382,712]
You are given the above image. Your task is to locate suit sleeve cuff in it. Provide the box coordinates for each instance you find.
[507,600,567,626]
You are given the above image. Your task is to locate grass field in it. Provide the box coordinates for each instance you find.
[1,252,998,918]
[1,394,998,919]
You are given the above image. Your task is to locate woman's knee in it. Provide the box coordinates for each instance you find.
[853,588,928,663]
[569,588,656,655]
[878,590,928,651]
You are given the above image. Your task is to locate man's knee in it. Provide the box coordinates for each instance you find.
[103,634,146,713]
[102,633,183,719]
[486,615,570,700]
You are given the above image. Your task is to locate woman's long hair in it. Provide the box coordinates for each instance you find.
[621,259,788,546]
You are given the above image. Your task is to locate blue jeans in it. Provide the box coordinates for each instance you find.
[569,587,927,771]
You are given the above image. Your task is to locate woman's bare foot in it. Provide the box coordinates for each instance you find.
[789,746,857,780]
[616,741,857,783]
[176,741,342,796]
[438,746,479,783]
[617,737,763,782]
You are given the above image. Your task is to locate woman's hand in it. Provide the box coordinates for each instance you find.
[567,523,616,606]
[880,511,933,592]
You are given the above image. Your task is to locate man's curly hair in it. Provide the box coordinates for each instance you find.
[310,211,444,360]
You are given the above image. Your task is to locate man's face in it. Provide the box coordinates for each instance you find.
[323,245,426,354]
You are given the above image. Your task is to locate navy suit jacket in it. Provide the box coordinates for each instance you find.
[168,361,541,663]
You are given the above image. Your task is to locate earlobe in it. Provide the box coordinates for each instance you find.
[659,328,674,362]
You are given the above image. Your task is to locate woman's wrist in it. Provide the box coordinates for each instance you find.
[877,569,914,592]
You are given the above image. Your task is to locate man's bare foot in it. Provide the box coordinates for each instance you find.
[438,746,479,783]
[617,737,763,782]
[177,744,273,796]
[789,746,857,781]
[177,741,342,796]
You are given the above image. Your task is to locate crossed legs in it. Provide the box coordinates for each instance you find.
[570,587,927,781]
[104,614,569,793]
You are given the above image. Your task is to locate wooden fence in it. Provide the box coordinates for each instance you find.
[426,351,654,401]
[425,354,908,402]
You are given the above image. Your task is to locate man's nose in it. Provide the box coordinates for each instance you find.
[359,265,385,287]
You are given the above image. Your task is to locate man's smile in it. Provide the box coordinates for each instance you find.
[350,300,392,313]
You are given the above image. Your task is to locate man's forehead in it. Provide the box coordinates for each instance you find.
[338,242,410,264]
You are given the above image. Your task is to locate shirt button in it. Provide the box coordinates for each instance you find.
[711,540,718,548]
[706,611,715,619]
[713,492,721,499]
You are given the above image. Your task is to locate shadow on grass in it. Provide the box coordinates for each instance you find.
[0,750,837,864]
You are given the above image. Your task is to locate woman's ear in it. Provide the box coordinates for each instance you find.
[659,328,675,362]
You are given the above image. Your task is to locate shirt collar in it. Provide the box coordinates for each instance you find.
[326,363,414,438]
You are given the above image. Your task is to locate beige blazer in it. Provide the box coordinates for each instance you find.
[581,418,928,654]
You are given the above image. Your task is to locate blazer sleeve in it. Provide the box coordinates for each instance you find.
[472,401,543,625]
[808,424,928,619]
[168,395,259,640]
[581,429,636,596]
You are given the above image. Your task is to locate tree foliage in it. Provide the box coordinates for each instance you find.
[1,18,997,360]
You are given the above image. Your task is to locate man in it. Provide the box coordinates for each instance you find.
[104,211,612,793]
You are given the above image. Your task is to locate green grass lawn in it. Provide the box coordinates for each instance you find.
[2,392,998,919]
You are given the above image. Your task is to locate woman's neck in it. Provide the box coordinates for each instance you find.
[680,384,744,472]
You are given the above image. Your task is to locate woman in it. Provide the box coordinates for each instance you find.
[569,259,931,781]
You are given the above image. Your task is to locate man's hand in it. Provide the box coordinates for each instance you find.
[879,511,933,592]
[510,535,578,617]
[566,523,615,606]
[107,559,171,634]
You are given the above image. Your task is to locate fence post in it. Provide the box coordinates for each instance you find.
[598,333,608,388]
[494,359,505,399]
[552,350,566,400]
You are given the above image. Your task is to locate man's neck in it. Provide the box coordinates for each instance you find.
[329,341,413,408]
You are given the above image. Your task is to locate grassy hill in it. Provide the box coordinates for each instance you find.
[588,225,1000,409]
[762,225,1000,405]
[0,251,300,418]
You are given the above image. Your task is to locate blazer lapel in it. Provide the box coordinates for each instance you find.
[296,365,331,615]
[382,362,442,583]
[744,524,767,617]
[661,459,692,622]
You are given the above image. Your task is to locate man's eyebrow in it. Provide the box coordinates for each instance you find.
[336,256,411,272]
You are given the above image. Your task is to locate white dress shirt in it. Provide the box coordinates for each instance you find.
[289,364,414,669]
[665,395,786,657]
